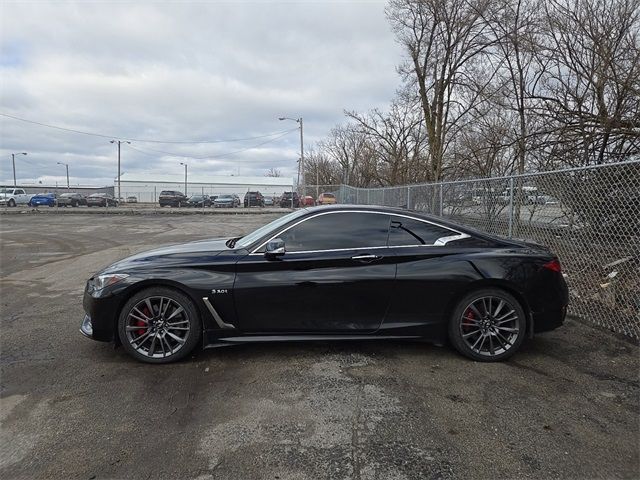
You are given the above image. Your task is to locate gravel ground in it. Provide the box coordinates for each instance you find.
[0,214,638,480]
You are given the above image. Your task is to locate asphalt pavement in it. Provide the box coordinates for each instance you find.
[0,214,638,480]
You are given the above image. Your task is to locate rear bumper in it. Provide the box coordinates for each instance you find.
[533,305,567,333]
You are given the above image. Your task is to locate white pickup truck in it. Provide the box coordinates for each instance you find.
[0,187,33,207]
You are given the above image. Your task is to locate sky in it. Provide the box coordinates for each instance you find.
[0,0,402,187]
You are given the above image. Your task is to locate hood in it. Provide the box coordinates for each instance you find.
[104,238,232,272]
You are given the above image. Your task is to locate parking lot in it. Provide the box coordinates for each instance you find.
[0,213,638,480]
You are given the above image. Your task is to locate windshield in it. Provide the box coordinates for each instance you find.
[218,195,233,199]
[235,209,308,249]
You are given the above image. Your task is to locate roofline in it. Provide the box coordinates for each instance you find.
[300,204,505,243]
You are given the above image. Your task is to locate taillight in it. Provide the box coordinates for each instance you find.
[543,259,562,273]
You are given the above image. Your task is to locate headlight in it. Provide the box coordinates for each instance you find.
[92,273,129,290]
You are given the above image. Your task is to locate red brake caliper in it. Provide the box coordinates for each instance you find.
[138,306,150,335]
[462,308,475,332]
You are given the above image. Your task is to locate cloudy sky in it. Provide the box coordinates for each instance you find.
[0,0,402,187]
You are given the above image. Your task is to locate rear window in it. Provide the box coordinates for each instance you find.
[323,193,335,198]
[160,191,173,195]
[388,216,457,246]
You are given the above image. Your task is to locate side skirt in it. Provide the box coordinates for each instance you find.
[203,334,422,349]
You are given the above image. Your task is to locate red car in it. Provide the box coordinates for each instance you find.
[301,195,316,207]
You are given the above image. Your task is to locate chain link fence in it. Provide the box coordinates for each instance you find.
[334,160,640,339]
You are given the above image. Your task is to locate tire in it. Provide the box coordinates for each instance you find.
[8,199,16,207]
[448,288,526,362]
[117,287,202,364]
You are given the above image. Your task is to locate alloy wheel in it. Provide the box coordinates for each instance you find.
[125,296,191,359]
[459,296,520,357]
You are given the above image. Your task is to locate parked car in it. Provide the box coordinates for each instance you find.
[244,191,264,207]
[263,196,274,206]
[317,193,337,205]
[80,205,569,364]
[280,191,300,208]
[527,194,558,205]
[213,194,240,208]
[0,187,33,207]
[87,193,118,207]
[126,196,138,203]
[28,193,56,207]
[159,190,188,207]
[186,195,212,207]
[301,195,316,207]
[57,192,87,207]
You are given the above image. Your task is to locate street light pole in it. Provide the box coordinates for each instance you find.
[11,152,27,187]
[180,162,188,195]
[278,116,304,208]
[57,162,69,190]
[110,140,130,201]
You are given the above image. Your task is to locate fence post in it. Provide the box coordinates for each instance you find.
[508,177,514,238]
[367,189,370,205]
[439,184,443,216]
[406,186,411,209]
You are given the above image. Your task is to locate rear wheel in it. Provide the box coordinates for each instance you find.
[8,199,16,207]
[448,288,526,362]
[118,287,201,364]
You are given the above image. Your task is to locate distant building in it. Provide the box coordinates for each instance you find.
[115,174,293,202]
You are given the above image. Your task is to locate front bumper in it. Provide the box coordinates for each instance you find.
[80,314,94,338]
[81,285,124,342]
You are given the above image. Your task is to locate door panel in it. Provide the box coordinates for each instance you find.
[234,249,396,333]
[382,246,483,334]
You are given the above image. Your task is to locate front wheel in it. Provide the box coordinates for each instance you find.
[448,288,526,362]
[8,199,16,207]
[118,287,202,364]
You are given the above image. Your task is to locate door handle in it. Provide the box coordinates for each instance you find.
[351,253,382,263]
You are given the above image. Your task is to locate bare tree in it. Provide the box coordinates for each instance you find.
[387,0,496,182]
[265,167,282,177]
[346,98,428,185]
[535,0,640,166]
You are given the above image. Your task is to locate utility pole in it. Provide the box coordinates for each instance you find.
[110,140,130,200]
[278,116,304,208]
[180,162,188,195]
[11,152,27,187]
[299,118,304,196]
[57,162,69,190]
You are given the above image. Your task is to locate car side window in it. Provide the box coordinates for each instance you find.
[16,189,25,195]
[278,212,391,252]
[388,215,457,246]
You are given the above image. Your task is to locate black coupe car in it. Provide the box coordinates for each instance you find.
[81,205,568,364]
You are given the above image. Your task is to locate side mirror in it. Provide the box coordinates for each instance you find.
[265,237,286,258]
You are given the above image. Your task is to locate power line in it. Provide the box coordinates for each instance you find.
[125,129,296,161]
[0,112,296,144]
